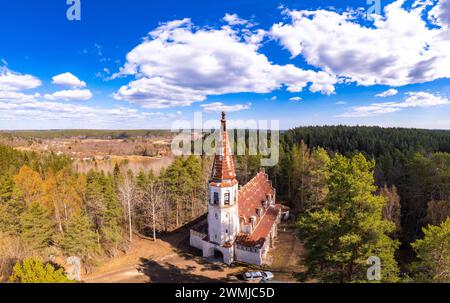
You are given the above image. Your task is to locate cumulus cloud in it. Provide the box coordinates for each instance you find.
[52,72,87,88]
[376,89,398,97]
[113,17,336,109]
[289,96,302,101]
[340,91,449,117]
[0,67,172,126]
[0,67,41,91]
[44,89,93,101]
[200,102,251,112]
[270,0,450,87]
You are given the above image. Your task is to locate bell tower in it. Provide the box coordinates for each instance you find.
[207,112,240,245]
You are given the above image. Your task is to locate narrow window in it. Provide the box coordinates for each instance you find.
[224,191,230,205]
[214,192,219,205]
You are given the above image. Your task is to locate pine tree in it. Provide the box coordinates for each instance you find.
[304,147,330,211]
[8,257,72,283]
[20,202,55,250]
[58,211,98,261]
[298,153,399,282]
[0,175,24,234]
[411,218,450,282]
[100,174,122,254]
[85,171,123,255]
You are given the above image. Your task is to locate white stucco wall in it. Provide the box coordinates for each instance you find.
[235,246,262,265]
[208,183,240,245]
[190,230,205,250]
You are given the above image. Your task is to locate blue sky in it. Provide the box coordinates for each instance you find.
[0,0,449,130]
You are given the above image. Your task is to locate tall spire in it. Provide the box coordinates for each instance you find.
[211,112,236,181]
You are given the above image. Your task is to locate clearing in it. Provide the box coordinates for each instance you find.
[84,221,305,283]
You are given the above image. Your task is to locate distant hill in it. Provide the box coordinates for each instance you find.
[0,129,173,139]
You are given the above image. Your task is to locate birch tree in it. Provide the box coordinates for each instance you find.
[117,173,137,242]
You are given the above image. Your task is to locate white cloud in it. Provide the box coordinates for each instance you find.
[336,101,347,105]
[113,18,336,109]
[289,96,302,101]
[340,91,449,117]
[223,13,251,26]
[0,91,40,102]
[200,102,251,112]
[0,67,173,126]
[0,67,41,91]
[376,89,398,97]
[0,95,164,123]
[52,72,87,88]
[271,96,277,101]
[270,0,450,86]
[44,89,93,101]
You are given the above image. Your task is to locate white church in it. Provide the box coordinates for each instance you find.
[190,112,288,265]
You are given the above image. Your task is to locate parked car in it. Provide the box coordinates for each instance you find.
[242,271,274,281]
[261,271,274,281]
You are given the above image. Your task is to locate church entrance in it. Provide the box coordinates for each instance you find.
[214,249,224,260]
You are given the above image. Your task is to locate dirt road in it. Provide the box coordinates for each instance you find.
[84,222,304,283]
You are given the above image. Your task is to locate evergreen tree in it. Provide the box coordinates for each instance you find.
[162,158,191,226]
[58,211,98,261]
[304,147,330,211]
[20,202,54,250]
[411,218,450,282]
[100,174,122,253]
[0,175,24,234]
[298,153,399,282]
[85,171,122,255]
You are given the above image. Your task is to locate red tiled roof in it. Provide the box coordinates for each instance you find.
[210,112,236,182]
[236,205,281,247]
[238,171,274,225]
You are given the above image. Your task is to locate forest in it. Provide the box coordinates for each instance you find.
[0,125,449,283]
[0,144,210,282]
[266,126,450,282]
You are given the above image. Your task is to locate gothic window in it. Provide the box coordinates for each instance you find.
[213,192,219,205]
[215,213,219,220]
[224,191,230,205]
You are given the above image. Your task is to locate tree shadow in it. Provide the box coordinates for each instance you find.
[138,257,228,283]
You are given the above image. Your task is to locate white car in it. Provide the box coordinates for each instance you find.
[242,271,274,281]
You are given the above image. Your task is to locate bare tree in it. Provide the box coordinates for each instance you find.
[426,199,450,226]
[117,174,137,242]
[139,181,168,240]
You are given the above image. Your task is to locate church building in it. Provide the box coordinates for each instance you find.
[190,112,288,265]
